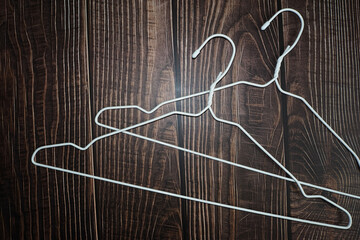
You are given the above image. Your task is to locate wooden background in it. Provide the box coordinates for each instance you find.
[1,0,359,239]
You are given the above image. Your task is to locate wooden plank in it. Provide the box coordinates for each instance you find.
[281,0,360,238]
[88,0,183,239]
[0,0,97,239]
[174,1,289,238]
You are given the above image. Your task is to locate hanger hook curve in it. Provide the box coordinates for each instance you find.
[192,34,236,81]
[261,8,304,56]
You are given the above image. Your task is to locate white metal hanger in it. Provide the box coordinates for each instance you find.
[32,8,359,229]
[261,9,360,167]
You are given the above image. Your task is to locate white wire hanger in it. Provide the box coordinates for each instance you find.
[31,8,359,229]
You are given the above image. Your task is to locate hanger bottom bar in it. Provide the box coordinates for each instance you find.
[31,159,350,229]
[121,130,359,201]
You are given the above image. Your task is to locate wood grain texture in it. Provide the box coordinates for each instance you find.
[2,0,360,239]
[174,1,289,239]
[0,0,97,239]
[281,0,360,238]
[88,0,182,239]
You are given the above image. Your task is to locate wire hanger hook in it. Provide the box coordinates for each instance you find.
[192,34,236,80]
[262,8,304,79]
[262,8,360,168]
[261,8,304,55]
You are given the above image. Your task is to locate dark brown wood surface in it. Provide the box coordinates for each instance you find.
[1,0,359,239]
[0,0,97,239]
